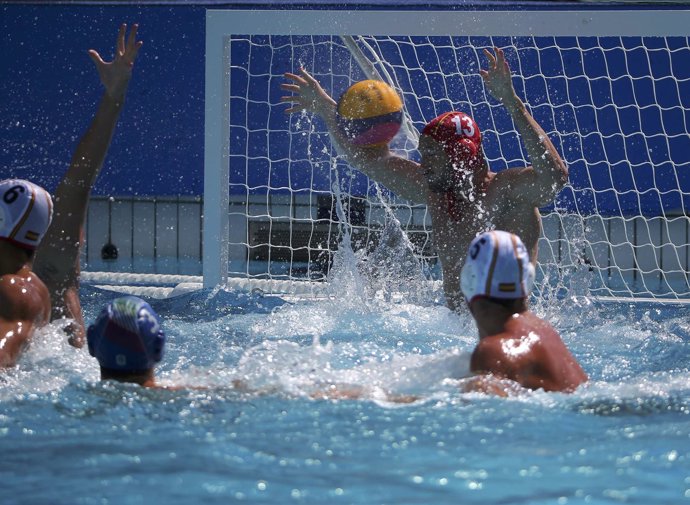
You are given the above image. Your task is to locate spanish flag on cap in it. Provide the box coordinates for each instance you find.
[0,179,53,251]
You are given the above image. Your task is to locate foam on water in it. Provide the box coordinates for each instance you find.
[4,210,689,409]
[2,284,690,504]
[2,212,690,504]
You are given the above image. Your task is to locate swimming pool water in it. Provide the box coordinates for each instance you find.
[1,277,689,504]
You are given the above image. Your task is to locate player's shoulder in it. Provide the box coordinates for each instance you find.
[486,167,541,208]
[519,310,558,334]
[383,151,420,170]
[0,269,50,322]
[1,267,49,291]
[472,334,509,361]
[489,165,534,188]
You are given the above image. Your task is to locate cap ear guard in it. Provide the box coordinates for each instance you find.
[135,304,165,364]
[456,137,480,162]
[87,306,111,358]
[460,259,480,304]
[523,262,536,296]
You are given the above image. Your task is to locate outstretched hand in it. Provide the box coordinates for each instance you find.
[480,47,518,106]
[280,68,336,116]
[88,23,143,100]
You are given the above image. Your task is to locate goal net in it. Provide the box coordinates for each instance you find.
[204,8,690,300]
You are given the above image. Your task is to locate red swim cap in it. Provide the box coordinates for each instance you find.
[421,112,482,171]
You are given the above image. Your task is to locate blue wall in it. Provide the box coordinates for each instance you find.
[1,4,205,196]
[2,3,689,216]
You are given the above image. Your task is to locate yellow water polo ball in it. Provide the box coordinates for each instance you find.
[336,80,403,147]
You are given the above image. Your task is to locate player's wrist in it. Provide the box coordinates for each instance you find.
[104,72,132,98]
[102,91,127,111]
[501,94,524,114]
[104,82,130,104]
[316,96,337,115]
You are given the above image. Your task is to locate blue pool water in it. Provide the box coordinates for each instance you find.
[1,265,689,504]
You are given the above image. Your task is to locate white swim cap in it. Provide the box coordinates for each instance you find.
[0,179,53,250]
[460,230,535,304]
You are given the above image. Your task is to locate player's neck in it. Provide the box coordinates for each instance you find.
[101,367,156,387]
[472,298,527,339]
[475,311,513,338]
[450,170,490,199]
[0,241,32,276]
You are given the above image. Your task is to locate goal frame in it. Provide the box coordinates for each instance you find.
[204,7,690,294]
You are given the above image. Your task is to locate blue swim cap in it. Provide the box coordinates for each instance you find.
[87,296,165,372]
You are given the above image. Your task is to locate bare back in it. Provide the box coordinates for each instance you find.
[0,266,51,367]
[470,311,587,393]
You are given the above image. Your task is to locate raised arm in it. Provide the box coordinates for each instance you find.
[34,23,142,348]
[481,47,568,206]
[281,68,428,204]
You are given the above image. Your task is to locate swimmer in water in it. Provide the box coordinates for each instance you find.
[0,24,141,367]
[314,230,587,401]
[87,295,166,387]
[461,230,588,395]
[0,180,54,367]
[254,229,589,401]
[281,47,568,312]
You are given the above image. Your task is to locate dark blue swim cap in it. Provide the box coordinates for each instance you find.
[87,296,165,372]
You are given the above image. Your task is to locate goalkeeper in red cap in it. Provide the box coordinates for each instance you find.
[282,47,568,312]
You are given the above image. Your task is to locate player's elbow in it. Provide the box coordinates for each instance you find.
[556,159,569,185]
[554,170,568,193]
[539,153,567,182]
[543,159,569,194]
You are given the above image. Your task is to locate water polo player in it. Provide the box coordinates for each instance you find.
[312,230,587,401]
[461,230,587,395]
[0,179,53,367]
[31,23,142,349]
[87,296,166,387]
[281,47,568,312]
[2,24,141,366]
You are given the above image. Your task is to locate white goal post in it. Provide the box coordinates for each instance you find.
[204,7,690,300]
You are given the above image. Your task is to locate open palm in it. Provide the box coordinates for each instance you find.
[88,23,143,99]
[480,47,516,103]
[281,68,336,115]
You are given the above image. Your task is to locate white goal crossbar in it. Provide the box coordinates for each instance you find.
[204,8,690,301]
